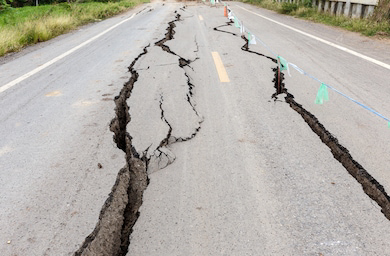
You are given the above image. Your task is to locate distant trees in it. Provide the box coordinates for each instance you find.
[1,0,69,8]
[373,0,390,22]
[0,0,117,9]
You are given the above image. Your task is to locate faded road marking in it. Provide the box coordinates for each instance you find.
[72,100,98,107]
[0,13,136,95]
[45,90,61,97]
[0,145,13,157]
[211,52,230,83]
[199,15,204,21]
[236,5,390,71]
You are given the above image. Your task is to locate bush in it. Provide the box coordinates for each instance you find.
[280,3,298,14]
[0,0,12,10]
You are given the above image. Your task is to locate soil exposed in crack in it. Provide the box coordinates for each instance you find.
[214,22,390,221]
[74,45,150,256]
[284,92,390,220]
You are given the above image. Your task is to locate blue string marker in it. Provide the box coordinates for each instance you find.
[223,2,389,128]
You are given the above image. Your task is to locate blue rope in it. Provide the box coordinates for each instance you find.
[223,3,390,125]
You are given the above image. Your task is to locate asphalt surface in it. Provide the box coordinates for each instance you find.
[0,1,389,255]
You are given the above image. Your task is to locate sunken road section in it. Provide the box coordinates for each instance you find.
[214,20,390,221]
[284,93,390,221]
[243,28,390,221]
[75,9,202,255]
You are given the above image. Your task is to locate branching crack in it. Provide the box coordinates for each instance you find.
[76,11,205,256]
[152,12,203,148]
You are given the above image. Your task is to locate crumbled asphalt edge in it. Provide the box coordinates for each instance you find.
[214,24,390,221]
[75,10,204,256]
[74,45,150,256]
[284,93,390,220]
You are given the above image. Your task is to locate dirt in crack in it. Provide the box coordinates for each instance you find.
[75,11,204,256]
[214,22,390,221]
[74,45,149,256]
[284,91,390,221]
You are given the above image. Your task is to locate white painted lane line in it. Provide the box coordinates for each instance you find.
[236,5,390,71]
[0,13,136,95]
[211,52,230,83]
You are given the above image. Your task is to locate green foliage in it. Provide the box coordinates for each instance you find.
[279,3,298,14]
[302,0,312,8]
[0,0,12,10]
[242,0,390,37]
[0,0,148,56]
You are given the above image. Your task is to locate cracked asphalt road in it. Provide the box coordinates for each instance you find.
[1,1,390,255]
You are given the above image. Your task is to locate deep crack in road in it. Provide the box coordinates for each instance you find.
[75,8,203,255]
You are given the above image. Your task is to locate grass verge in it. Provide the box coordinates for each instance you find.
[0,0,148,57]
[243,0,390,37]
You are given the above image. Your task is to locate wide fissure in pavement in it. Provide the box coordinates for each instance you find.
[75,9,203,255]
[214,21,390,221]
[283,93,390,221]
[74,45,150,256]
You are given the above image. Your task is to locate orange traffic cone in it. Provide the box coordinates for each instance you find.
[224,6,227,17]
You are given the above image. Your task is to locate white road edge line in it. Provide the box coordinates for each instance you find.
[0,13,136,94]
[236,5,390,71]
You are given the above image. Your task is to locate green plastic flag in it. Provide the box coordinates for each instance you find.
[315,83,329,105]
[211,0,215,5]
[247,32,251,43]
[388,122,390,128]
[234,17,240,28]
[278,56,288,71]
[277,55,291,76]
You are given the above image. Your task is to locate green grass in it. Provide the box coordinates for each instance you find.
[242,0,390,37]
[0,0,148,56]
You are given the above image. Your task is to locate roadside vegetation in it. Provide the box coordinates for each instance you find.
[0,0,147,57]
[243,0,390,37]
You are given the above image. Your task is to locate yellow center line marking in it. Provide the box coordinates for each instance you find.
[198,15,204,21]
[211,52,230,83]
